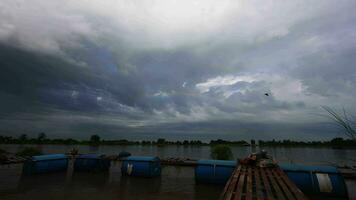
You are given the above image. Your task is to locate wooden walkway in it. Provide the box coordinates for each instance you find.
[220,165,308,200]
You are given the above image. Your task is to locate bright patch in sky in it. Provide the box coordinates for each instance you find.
[196,75,256,93]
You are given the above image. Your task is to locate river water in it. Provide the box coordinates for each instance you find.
[0,144,355,200]
[1,144,356,165]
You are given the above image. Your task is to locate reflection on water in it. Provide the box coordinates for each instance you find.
[0,144,356,200]
[0,163,23,192]
[0,161,223,200]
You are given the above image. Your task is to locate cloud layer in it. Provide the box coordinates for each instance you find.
[1,0,356,140]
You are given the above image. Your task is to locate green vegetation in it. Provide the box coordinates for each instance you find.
[157,138,166,146]
[19,134,27,143]
[15,147,42,157]
[0,133,356,148]
[210,145,233,160]
[89,134,101,145]
[258,137,356,148]
[37,132,47,144]
[210,139,249,146]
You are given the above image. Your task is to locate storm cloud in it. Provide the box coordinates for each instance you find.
[0,0,356,140]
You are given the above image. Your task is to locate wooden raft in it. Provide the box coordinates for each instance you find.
[220,165,308,200]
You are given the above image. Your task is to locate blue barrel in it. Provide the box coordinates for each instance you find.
[74,154,110,172]
[195,159,237,184]
[121,156,161,177]
[23,154,68,175]
[280,163,348,199]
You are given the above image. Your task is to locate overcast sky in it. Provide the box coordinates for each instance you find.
[1,0,356,141]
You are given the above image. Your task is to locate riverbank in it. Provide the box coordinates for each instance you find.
[1,135,356,149]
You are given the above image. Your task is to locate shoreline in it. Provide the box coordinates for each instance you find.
[1,143,356,149]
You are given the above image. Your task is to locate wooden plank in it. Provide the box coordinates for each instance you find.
[246,167,253,200]
[254,167,264,200]
[277,168,306,199]
[220,168,235,200]
[234,165,246,200]
[275,168,307,200]
[221,165,307,200]
[260,167,275,200]
[271,168,296,200]
[266,168,285,200]
[221,166,242,200]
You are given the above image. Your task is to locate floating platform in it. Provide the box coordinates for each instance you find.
[280,163,348,199]
[195,160,237,184]
[74,154,110,172]
[23,154,68,175]
[220,165,307,200]
[161,158,197,166]
[338,167,356,179]
[121,156,161,177]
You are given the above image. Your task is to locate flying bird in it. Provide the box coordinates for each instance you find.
[264,93,269,96]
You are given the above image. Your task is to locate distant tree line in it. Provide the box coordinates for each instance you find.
[258,138,356,147]
[0,134,355,148]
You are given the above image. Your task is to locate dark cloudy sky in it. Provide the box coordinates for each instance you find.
[1,0,356,141]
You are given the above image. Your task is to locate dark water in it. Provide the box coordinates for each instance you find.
[0,163,223,200]
[0,144,356,200]
[1,144,356,165]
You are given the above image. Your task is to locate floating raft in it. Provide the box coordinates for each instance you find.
[23,154,68,175]
[338,167,356,179]
[220,165,307,200]
[161,158,197,166]
[121,156,161,177]
[74,154,110,172]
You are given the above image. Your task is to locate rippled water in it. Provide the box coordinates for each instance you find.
[0,144,355,200]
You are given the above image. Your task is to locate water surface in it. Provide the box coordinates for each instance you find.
[1,144,356,200]
[1,144,356,165]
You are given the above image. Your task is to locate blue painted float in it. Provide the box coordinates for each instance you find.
[121,156,161,177]
[280,163,348,199]
[195,159,237,184]
[74,154,110,172]
[23,154,68,175]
